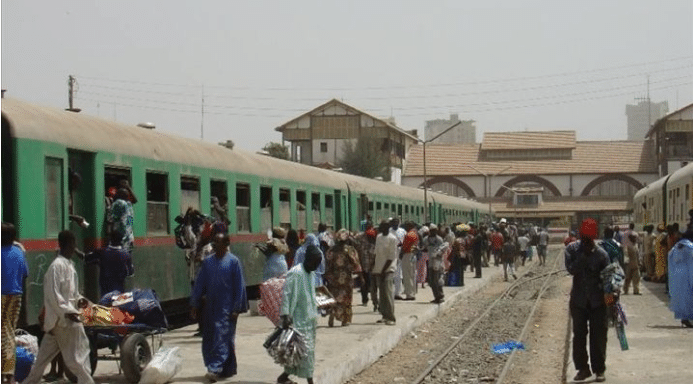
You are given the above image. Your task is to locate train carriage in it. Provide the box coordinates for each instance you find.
[1,98,492,327]
[633,163,693,232]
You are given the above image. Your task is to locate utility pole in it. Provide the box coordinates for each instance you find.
[647,74,651,129]
[66,75,81,112]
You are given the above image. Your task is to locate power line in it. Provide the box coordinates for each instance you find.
[76,55,692,92]
[75,80,691,119]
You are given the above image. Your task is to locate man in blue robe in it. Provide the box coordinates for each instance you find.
[668,230,693,328]
[190,233,249,382]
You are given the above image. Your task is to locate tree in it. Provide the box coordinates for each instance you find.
[262,142,289,160]
[339,137,391,181]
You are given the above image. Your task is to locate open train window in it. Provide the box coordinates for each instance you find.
[236,183,251,233]
[296,190,307,230]
[279,188,291,228]
[210,179,228,223]
[311,192,321,231]
[181,176,200,213]
[45,157,64,238]
[104,166,131,198]
[146,172,169,236]
[325,194,334,230]
[260,186,273,232]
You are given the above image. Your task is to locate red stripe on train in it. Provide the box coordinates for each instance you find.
[21,233,268,252]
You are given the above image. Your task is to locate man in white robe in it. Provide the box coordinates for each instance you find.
[23,231,94,384]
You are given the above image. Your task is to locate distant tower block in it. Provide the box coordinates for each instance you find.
[626,100,669,141]
[425,114,477,144]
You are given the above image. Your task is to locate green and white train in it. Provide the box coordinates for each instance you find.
[1,98,492,327]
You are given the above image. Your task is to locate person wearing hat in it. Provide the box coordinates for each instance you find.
[262,227,289,281]
[565,219,611,383]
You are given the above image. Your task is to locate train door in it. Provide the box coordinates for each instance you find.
[67,149,98,301]
[1,117,16,224]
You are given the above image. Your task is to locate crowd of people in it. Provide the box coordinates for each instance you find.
[3,204,692,384]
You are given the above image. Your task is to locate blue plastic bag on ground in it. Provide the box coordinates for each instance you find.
[15,346,34,382]
[492,340,525,354]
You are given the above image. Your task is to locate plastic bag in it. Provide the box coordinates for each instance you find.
[138,346,183,384]
[264,327,308,369]
[15,346,34,382]
[15,329,39,357]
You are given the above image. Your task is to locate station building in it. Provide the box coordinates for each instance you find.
[401,130,659,229]
[275,99,420,183]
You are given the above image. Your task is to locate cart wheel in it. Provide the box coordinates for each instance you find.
[121,333,152,383]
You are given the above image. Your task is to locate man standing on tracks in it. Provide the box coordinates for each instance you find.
[565,218,611,383]
[537,227,549,266]
[23,230,95,384]
[190,233,249,382]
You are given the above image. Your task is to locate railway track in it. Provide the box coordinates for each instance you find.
[411,247,568,384]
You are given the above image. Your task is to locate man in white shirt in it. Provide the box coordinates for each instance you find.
[23,231,94,384]
[372,221,398,325]
[389,218,406,300]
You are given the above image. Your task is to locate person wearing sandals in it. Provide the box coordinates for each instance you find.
[277,245,323,384]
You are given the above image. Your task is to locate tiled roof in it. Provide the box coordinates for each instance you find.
[481,130,575,150]
[403,140,655,176]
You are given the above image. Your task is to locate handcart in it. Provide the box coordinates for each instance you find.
[65,324,167,383]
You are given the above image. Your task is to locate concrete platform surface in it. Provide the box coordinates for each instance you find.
[565,279,693,384]
[80,265,506,384]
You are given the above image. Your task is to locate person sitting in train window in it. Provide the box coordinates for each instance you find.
[118,179,138,204]
[110,188,134,253]
[260,227,289,281]
[85,229,134,297]
[210,195,229,225]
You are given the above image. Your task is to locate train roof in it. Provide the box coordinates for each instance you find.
[1,98,348,189]
[666,163,693,186]
[2,98,489,213]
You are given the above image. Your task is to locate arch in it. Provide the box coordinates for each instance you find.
[419,176,476,198]
[580,174,644,196]
[494,175,562,197]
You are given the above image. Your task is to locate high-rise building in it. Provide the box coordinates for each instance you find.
[626,100,669,141]
[424,114,476,144]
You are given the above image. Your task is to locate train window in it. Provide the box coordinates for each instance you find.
[260,186,273,232]
[146,172,169,236]
[180,176,200,213]
[311,192,321,231]
[104,166,132,199]
[210,179,228,223]
[398,204,403,217]
[45,157,64,238]
[279,188,290,228]
[405,205,409,214]
[325,195,334,230]
[236,183,251,233]
[368,201,374,211]
[296,190,307,231]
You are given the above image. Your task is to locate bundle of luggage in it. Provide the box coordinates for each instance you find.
[99,289,169,329]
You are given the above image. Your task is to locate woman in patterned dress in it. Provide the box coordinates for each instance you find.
[324,229,362,327]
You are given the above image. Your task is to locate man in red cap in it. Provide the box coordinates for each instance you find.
[564,218,611,382]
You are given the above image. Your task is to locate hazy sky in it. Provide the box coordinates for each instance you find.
[3,1,692,151]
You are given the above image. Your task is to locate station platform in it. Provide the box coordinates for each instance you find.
[86,264,507,384]
[565,278,693,384]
